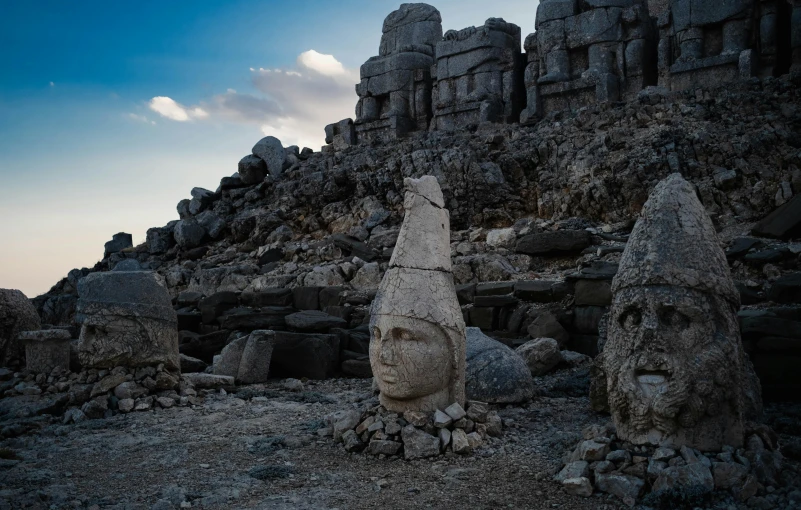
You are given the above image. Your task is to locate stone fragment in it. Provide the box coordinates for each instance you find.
[76,271,180,371]
[330,409,361,442]
[444,402,466,421]
[451,428,471,454]
[595,473,644,507]
[174,220,206,249]
[236,330,274,384]
[179,354,207,373]
[515,230,591,255]
[238,154,267,185]
[434,409,453,428]
[368,440,401,456]
[485,412,503,436]
[252,136,285,179]
[485,228,516,248]
[118,398,135,413]
[370,177,466,413]
[465,401,489,423]
[270,332,339,380]
[526,312,569,347]
[712,461,748,489]
[598,174,761,451]
[516,338,563,376]
[555,460,590,482]
[401,425,441,460]
[438,428,452,451]
[562,477,593,497]
[652,463,714,493]
[0,289,42,367]
[752,194,801,239]
[572,440,611,462]
[181,373,234,389]
[104,233,133,258]
[465,327,534,404]
[285,310,347,332]
[20,329,71,373]
[403,410,429,427]
[342,430,364,453]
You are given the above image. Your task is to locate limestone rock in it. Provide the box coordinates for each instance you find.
[75,271,180,371]
[595,473,644,507]
[562,477,593,497]
[285,310,347,332]
[182,373,234,389]
[401,424,441,460]
[516,338,564,376]
[465,327,534,403]
[601,174,761,451]
[21,329,71,373]
[0,289,42,367]
[214,331,274,384]
[238,154,268,185]
[370,176,466,413]
[252,136,285,179]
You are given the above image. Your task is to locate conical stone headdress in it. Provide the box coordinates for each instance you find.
[612,173,740,307]
[372,176,464,333]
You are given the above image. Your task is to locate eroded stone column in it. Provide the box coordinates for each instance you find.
[598,174,762,451]
[370,176,466,413]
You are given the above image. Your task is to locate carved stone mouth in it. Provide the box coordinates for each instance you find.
[635,370,670,398]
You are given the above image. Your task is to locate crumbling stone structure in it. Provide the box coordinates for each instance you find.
[21,329,72,373]
[354,3,442,143]
[598,174,762,451]
[432,18,525,131]
[370,176,466,413]
[76,271,180,371]
[657,0,799,91]
[522,0,657,122]
[0,289,41,367]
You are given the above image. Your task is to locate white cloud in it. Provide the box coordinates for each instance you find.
[145,50,357,149]
[127,113,156,125]
[49,81,55,87]
[148,96,209,122]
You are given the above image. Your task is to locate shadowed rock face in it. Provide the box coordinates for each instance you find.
[370,176,466,412]
[0,289,42,367]
[76,271,180,371]
[599,173,761,451]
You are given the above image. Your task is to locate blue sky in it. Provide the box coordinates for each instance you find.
[0,0,537,297]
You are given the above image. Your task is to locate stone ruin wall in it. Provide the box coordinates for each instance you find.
[326,0,801,148]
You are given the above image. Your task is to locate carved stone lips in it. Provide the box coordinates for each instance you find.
[635,368,671,398]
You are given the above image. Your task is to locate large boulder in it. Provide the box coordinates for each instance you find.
[75,271,180,371]
[0,289,42,367]
[252,136,286,179]
[270,331,340,380]
[516,338,564,376]
[465,327,534,403]
[174,220,206,250]
[238,154,268,185]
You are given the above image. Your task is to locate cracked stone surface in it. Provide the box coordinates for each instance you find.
[370,176,466,413]
[597,173,762,451]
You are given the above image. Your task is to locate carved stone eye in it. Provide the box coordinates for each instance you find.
[658,307,690,330]
[619,308,642,330]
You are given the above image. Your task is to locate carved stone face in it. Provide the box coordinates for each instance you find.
[605,285,744,449]
[370,315,451,401]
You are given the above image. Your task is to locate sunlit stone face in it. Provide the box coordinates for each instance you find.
[604,285,745,449]
[370,316,451,402]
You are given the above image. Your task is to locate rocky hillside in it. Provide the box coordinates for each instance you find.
[32,73,801,399]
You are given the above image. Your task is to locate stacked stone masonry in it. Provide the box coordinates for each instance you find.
[327,1,801,145]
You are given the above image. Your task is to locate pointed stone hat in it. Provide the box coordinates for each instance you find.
[612,173,740,307]
[373,176,463,332]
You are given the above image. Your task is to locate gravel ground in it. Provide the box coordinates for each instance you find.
[0,375,623,510]
[1,374,799,510]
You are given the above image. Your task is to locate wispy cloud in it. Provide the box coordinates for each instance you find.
[145,50,357,149]
[127,113,156,125]
[149,96,209,122]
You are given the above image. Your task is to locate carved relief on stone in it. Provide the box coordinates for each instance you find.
[354,3,443,143]
[598,173,762,451]
[432,17,524,130]
[76,271,180,371]
[369,176,466,412]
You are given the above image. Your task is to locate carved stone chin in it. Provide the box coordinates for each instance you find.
[600,173,762,451]
[369,176,466,413]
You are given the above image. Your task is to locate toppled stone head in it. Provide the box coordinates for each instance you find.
[370,176,466,412]
[600,173,761,451]
[76,271,180,371]
[0,289,42,367]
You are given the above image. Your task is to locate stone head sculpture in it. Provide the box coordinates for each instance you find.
[76,271,180,371]
[601,173,761,451]
[370,176,466,412]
